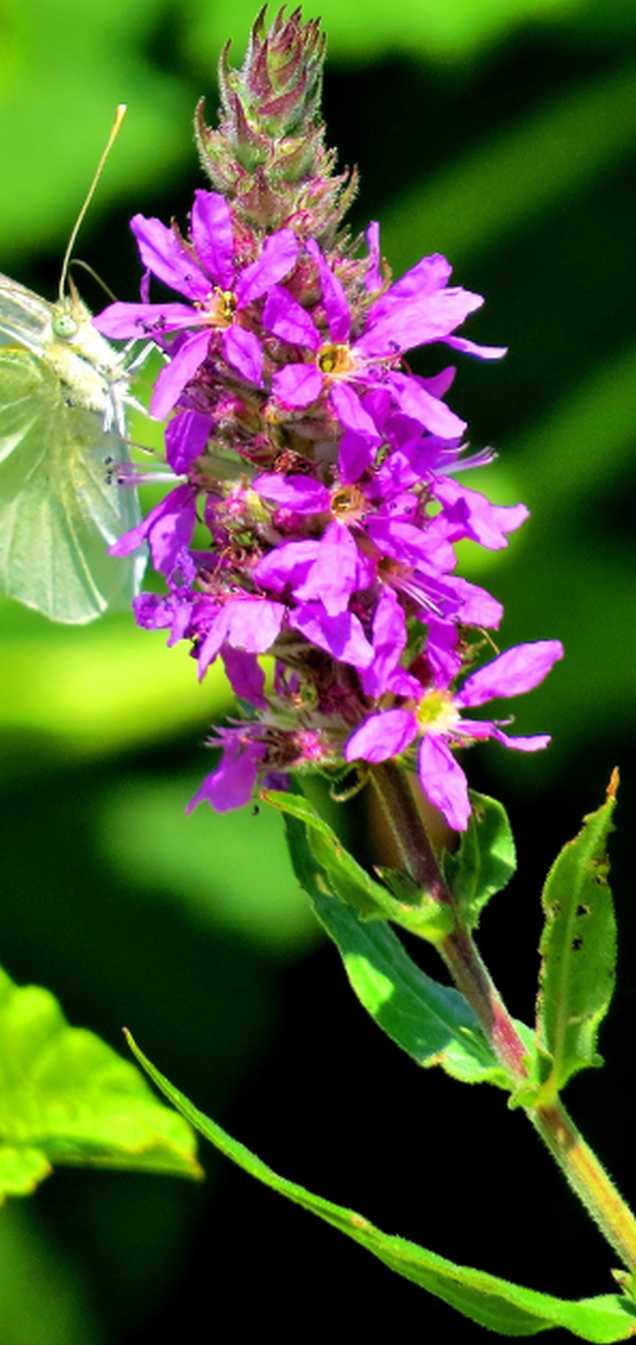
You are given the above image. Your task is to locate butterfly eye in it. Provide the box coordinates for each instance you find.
[52,313,78,339]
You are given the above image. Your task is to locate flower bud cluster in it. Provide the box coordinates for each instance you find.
[95,7,563,831]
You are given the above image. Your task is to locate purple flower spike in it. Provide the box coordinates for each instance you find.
[100,12,563,824]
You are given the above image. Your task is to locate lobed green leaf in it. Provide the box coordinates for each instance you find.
[0,964,202,1202]
[126,1034,636,1342]
[535,774,619,1102]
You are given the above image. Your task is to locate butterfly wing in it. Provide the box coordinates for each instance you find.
[0,347,145,623]
[0,273,52,353]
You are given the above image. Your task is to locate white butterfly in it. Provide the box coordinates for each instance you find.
[0,106,147,624]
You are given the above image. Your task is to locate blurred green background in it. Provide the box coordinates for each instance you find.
[1,1,635,1339]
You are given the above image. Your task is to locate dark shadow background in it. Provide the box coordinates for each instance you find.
[1,1,635,1339]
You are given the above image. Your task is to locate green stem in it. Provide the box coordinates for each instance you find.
[370,762,636,1280]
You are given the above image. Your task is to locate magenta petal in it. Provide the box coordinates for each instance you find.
[253,473,330,514]
[344,709,417,764]
[272,362,323,409]
[329,382,381,442]
[306,239,351,342]
[290,604,374,668]
[222,324,264,386]
[387,373,466,439]
[221,647,266,709]
[191,190,235,289]
[490,729,551,752]
[338,431,374,484]
[294,520,358,616]
[457,640,565,709]
[367,516,455,570]
[94,302,196,338]
[416,367,456,399]
[444,576,503,630]
[147,486,196,577]
[186,738,266,814]
[434,478,529,549]
[253,539,321,592]
[197,608,229,676]
[166,409,212,474]
[150,329,211,419]
[131,214,209,300]
[455,720,551,753]
[371,254,453,315]
[224,597,286,652]
[360,589,406,697]
[263,285,321,349]
[112,483,196,578]
[417,735,471,831]
[358,286,484,358]
[426,619,462,688]
[365,221,382,293]
[445,335,507,361]
[236,229,299,307]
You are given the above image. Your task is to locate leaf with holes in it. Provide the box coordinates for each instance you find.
[535,773,619,1103]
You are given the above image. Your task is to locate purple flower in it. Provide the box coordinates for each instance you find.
[196,596,286,678]
[94,190,299,417]
[263,232,505,439]
[344,640,564,831]
[111,484,197,581]
[187,729,268,813]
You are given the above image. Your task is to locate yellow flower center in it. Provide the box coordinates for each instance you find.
[330,484,366,520]
[316,342,352,375]
[194,288,237,328]
[415,691,458,735]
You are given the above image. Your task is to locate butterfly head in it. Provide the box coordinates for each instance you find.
[51,310,80,340]
[45,289,130,432]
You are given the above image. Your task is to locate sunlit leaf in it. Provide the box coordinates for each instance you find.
[0,964,202,1201]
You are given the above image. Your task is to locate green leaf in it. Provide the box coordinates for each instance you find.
[126,1034,636,1343]
[268,787,521,1087]
[535,775,619,1103]
[263,789,454,941]
[0,964,202,1202]
[444,791,516,930]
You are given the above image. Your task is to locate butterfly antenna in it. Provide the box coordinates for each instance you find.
[58,104,127,303]
[69,259,118,303]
